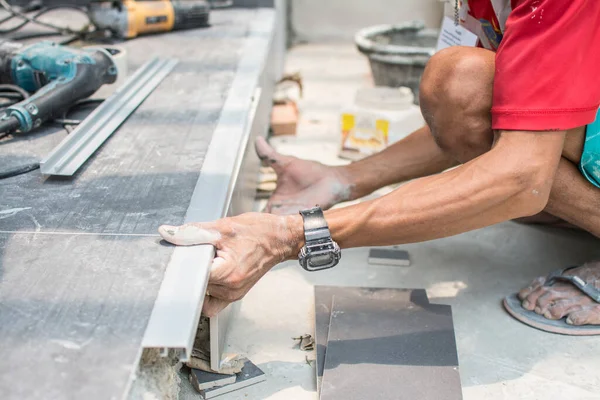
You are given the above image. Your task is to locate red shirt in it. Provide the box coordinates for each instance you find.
[463,0,600,131]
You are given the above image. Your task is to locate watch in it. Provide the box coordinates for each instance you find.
[298,207,341,272]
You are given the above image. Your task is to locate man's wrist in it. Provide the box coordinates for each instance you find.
[332,165,360,202]
[337,163,379,201]
[283,214,304,260]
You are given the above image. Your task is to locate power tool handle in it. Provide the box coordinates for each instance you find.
[17,51,117,131]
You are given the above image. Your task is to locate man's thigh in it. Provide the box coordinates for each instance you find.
[421,46,590,169]
[563,127,585,164]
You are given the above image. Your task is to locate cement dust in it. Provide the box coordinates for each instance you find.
[128,349,181,400]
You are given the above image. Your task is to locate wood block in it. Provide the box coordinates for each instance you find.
[271,101,298,136]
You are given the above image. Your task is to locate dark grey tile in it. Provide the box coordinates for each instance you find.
[315,286,430,391]
[190,368,236,392]
[0,232,173,399]
[200,359,266,399]
[320,288,461,400]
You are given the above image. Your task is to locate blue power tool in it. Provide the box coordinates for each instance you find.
[0,40,117,134]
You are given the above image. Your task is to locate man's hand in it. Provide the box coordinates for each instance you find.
[256,137,352,214]
[159,212,303,317]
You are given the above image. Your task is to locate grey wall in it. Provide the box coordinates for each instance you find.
[289,0,444,43]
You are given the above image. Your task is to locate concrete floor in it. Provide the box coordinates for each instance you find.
[181,44,600,399]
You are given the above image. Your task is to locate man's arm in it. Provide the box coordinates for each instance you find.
[159,129,565,316]
[321,129,565,249]
[340,125,458,199]
[257,125,456,214]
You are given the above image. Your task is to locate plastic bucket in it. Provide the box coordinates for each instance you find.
[355,21,438,103]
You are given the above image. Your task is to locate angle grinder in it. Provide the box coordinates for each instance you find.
[88,0,211,39]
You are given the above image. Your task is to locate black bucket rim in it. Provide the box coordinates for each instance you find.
[369,52,431,66]
[355,20,438,57]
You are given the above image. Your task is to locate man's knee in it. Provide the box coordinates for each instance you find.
[419,47,495,158]
[420,47,494,112]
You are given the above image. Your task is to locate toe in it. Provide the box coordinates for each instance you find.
[534,291,557,315]
[566,305,600,326]
[518,276,546,301]
[543,299,583,320]
[533,287,575,313]
[521,286,546,311]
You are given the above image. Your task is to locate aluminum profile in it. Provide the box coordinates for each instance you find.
[40,57,178,176]
[141,11,275,362]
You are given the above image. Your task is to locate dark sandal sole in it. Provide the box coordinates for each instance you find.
[503,293,600,336]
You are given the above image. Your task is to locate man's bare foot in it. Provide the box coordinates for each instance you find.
[255,137,354,215]
[518,262,600,325]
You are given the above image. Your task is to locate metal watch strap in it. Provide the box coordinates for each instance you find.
[298,206,340,272]
[299,207,330,243]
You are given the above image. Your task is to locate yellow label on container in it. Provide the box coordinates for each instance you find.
[341,113,355,131]
[375,119,389,145]
[340,113,392,156]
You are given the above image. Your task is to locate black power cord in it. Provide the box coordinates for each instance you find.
[0,1,91,40]
[0,162,39,179]
[52,98,104,126]
[0,98,104,179]
[0,83,30,107]
[0,0,89,35]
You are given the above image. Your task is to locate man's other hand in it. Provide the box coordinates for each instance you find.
[158,213,302,317]
[256,137,352,214]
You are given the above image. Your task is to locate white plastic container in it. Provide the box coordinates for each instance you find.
[339,87,424,160]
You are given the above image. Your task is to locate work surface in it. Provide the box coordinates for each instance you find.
[0,8,268,399]
[178,43,600,400]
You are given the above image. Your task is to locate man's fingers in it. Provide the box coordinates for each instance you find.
[158,223,221,246]
[262,201,272,213]
[209,256,232,284]
[255,136,277,162]
[202,295,230,318]
[255,137,289,170]
[207,282,243,302]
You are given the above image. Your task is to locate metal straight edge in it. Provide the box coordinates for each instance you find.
[141,9,276,362]
[39,57,179,176]
[209,85,262,371]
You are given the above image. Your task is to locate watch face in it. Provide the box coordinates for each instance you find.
[309,253,334,266]
[299,240,341,272]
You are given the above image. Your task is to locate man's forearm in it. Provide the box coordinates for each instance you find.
[336,125,457,200]
[328,162,531,249]
[287,130,565,253]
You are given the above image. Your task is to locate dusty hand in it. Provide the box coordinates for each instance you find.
[159,212,302,317]
[256,137,352,215]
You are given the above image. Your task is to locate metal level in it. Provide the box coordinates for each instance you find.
[40,57,178,176]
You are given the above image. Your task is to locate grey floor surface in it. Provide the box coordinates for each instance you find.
[178,44,600,400]
[0,9,265,399]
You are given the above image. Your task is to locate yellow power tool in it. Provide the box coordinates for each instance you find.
[89,0,210,39]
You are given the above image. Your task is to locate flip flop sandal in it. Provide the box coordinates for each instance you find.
[503,266,600,335]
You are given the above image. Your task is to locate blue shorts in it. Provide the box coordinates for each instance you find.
[580,108,600,188]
